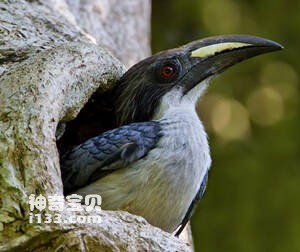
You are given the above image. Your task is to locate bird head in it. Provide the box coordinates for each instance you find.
[114,35,282,125]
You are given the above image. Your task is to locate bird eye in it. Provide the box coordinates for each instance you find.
[157,60,181,82]
[161,65,175,78]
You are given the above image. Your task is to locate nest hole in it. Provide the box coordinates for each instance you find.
[56,90,117,156]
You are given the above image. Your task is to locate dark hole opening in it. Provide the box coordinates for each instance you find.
[56,90,117,156]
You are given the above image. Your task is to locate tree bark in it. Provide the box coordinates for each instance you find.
[0,0,191,251]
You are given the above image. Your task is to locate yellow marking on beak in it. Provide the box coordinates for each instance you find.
[191,42,251,58]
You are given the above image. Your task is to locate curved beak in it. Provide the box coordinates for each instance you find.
[181,35,283,91]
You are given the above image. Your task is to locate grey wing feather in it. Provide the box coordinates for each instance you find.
[175,172,208,237]
[60,121,162,194]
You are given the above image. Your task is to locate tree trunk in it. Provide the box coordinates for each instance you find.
[0,0,191,251]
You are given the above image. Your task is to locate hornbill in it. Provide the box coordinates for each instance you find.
[60,35,282,236]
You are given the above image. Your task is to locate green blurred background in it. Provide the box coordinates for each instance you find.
[152,1,299,251]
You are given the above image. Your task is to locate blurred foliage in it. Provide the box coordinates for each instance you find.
[152,0,300,251]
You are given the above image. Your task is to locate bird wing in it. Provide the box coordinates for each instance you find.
[61,121,162,194]
[175,171,208,236]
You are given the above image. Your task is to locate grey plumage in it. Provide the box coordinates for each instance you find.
[61,121,162,194]
[175,171,208,236]
[62,105,211,233]
[60,35,282,235]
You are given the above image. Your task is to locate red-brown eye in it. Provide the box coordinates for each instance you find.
[161,65,175,78]
[157,59,181,83]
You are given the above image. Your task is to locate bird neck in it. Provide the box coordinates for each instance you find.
[152,79,210,122]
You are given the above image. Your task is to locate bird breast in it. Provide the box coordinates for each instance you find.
[76,107,211,232]
[122,107,211,232]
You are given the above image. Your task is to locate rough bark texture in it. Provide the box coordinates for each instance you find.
[0,0,191,251]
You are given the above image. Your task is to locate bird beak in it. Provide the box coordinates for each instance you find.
[182,35,283,91]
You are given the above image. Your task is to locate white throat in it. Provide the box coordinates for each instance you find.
[152,79,210,120]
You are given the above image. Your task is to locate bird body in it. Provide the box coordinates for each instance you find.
[74,88,211,232]
[60,35,282,235]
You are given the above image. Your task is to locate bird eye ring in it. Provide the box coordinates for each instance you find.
[157,59,181,83]
[161,65,175,78]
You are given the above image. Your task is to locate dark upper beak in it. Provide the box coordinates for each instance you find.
[181,35,283,91]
